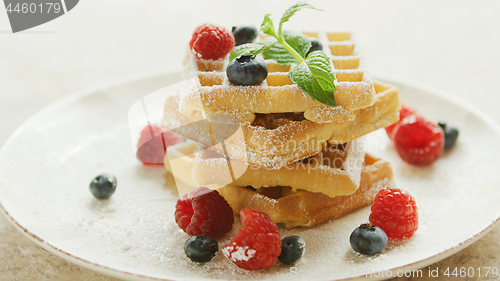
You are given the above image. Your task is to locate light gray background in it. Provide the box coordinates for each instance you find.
[0,0,499,280]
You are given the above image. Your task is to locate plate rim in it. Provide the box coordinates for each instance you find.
[1,69,500,281]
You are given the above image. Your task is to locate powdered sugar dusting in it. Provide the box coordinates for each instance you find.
[3,76,499,280]
[223,245,257,262]
[161,82,399,170]
[179,31,377,124]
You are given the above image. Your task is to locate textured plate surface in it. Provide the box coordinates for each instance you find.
[1,70,500,281]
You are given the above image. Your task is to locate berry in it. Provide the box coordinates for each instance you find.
[175,187,234,239]
[438,122,459,149]
[184,235,219,263]
[278,235,305,265]
[226,55,268,86]
[232,25,258,46]
[90,174,117,199]
[350,223,388,255]
[306,39,323,56]
[223,209,281,270]
[369,187,418,240]
[385,103,419,140]
[189,24,235,60]
[393,116,444,165]
[137,125,183,165]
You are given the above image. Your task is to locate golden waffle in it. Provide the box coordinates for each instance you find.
[163,141,393,229]
[164,140,199,190]
[161,80,400,169]
[218,154,393,229]
[191,140,365,198]
[179,31,376,124]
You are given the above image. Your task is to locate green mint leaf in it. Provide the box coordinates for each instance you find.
[260,14,277,38]
[278,2,322,36]
[263,44,296,65]
[284,30,311,58]
[229,37,277,61]
[306,51,336,92]
[263,31,311,65]
[289,51,336,106]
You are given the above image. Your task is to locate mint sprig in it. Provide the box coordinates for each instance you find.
[228,2,336,107]
[290,51,337,106]
[263,30,311,65]
[261,14,277,38]
[229,37,277,61]
[278,2,321,37]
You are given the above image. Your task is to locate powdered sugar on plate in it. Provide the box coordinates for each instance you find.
[223,245,257,262]
[1,71,500,280]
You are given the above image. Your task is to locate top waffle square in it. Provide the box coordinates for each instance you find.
[179,31,376,124]
[162,80,400,169]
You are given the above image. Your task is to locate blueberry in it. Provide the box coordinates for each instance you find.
[278,235,305,265]
[350,223,388,255]
[232,25,258,46]
[306,39,323,56]
[226,55,268,86]
[438,122,459,149]
[89,174,117,199]
[184,235,218,263]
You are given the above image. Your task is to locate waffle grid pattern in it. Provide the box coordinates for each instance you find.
[180,31,376,124]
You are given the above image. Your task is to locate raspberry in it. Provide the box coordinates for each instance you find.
[393,116,444,165]
[174,187,234,239]
[223,209,281,270]
[189,24,235,60]
[385,103,419,140]
[369,187,418,240]
[137,125,183,165]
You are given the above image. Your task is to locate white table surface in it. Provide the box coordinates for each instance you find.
[1,0,499,280]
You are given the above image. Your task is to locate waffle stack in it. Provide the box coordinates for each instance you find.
[162,31,400,228]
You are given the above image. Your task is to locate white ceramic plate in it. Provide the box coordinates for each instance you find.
[1,70,500,281]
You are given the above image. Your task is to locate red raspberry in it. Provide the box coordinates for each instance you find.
[223,209,281,270]
[369,187,418,240]
[137,125,183,165]
[175,187,234,239]
[189,24,235,60]
[393,116,444,165]
[385,103,419,140]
